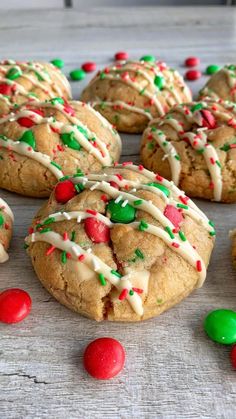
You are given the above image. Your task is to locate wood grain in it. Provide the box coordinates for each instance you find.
[0,6,236,419]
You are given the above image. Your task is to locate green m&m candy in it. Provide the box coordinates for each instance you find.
[204,309,236,344]
[50,97,64,105]
[191,103,204,113]
[6,67,22,80]
[206,65,221,75]
[19,130,36,150]
[147,182,170,197]
[51,58,64,69]
[60,132,81,151]
[107,199,136,224]
[70,68,86,81]
[154,75,165,90]
[140,55,155,63]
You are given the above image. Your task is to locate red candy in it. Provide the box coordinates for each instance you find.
[0,83,12,95]
[114,51,129,61]
[230,345,236,369]
[185,56,200,67]
[54,180,76,203]
[81,62,97,73]
[83,337,125,380]
[17,117,34,128]
[84,217,110,243]
[185,70,202,81]
[200,110,216,129]
[109,181,119,189]
[0,288,32,324]
[164,205,183,230]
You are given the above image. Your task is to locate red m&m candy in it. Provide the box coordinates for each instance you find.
[185,70,202,81]
[164,205,183,230]
[83,337,125,380]
[0,288,32,324]
[55,180,76,203]
[114,51,129,61]
[200,110,216,129]
[185,56,200,67]
[0,83,12,95]
[230,345,236,369]
[84,217,110,243]
[81,62,97,73]
[17,117,34,128]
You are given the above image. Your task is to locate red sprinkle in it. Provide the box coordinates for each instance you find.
[114,51,129,61]
[185,70,202,81]
[81,61,97,73]
[83,337,125,380]
[46,245,56,256]
[109,181,119,189]
[115,174,123,181]
[196,260,202,272]
[0,289,32,324]
[179,195,189,205]
[132,287,143,294]
[63,232,68,241]
[119,288,128,301]
[172,242,180,248]
[201,110,216,129]
[86,209,97,216]
[101,194,108,202]
[185,56,200,67]
[78,254,85,261]
[156,174,163,182]
[230,345,236,369]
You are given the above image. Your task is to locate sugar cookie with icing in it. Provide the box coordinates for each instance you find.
[199,65,236,102]
[81,60,192,133]
[141,99,236,203]
[25,163,214,322]
[0,60,71,116]
[0,99,121,197]
[0,197,14,262]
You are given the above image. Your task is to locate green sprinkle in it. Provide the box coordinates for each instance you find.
[157,298,163,304]
[60,132,81,151]
[51,58,64,69]
[24,243,29,249]
[51,161,62,170]
[19,130,36,150]
[154,75,165,90]
[175,155,181,161]
[0,213,4,227]
[134,199,143,206]
[111,269,122,278]
[140,55,155,62]
[139,220,148,231]
[210,231,216,236]
[129,290,134,296]
[61,250,67,264]
[220,143,230,152]
[165,226,175,239]
[70,68,86,81]
[59,175,70,181]
[77,126,89,138]
[34,71,45,81]
[100,72,106,80]
[98,273,106,286]
[50,97,64,105]
[177,203,188,209]
[39,227,52,234]
[151,126,157,132]
[135,248,144,259]
[191,103,204,113]
[147,182,170,197]
[197,148,205,154]
[140,87,146,95]
[6,67,22,80]
[43,217,55,225]
[209,220,215,227]
[216,160,222,168]
[178,231,186,241]
[71,231,76,242]
[206,64,221,75]
[75,183,84,193]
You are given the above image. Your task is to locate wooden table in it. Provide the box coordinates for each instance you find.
[0,6,236,419]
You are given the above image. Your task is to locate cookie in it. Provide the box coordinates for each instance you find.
[81,60,192,133]
[0,197,14,262]
[141,99,236,203]
[0,99,122,197]
[199,65,236,102]
[230,230,236,268]
[0,60,71,116]
[25,163,215,322]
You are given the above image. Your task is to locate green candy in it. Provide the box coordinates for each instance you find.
[191,103,204,113]
[147,182,170,197]
[60,132,81,150]
[50,97,64,105]
[107,199,136,224]
[204,309,236,344]
[51,58,64,69]
[6,67,22,80]
[140,55,155,63]
[19,130,36,149]
[154,75,165,90]
[206,64,221,75]
[0,213,4,227]
[227,64,236,71]
[70,68,86,81]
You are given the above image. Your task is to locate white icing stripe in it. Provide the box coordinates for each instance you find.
[0,197,14,221]
[26,231,143,316]
[0,138,64,179]
[0,242,9,263]
[39,210,206,287]
[91,100,153,120]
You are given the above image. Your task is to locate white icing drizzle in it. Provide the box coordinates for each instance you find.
[25,164,215,315]
[0,243,9,263]
[87,60,191,118]
[90,100,153,120]
[144,101,236,201]
[0,197,13,263]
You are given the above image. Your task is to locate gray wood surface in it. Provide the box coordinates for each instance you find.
[0,6,236,419]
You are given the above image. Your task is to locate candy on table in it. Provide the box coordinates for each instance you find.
[70,68,86,81]
[83,337,125,380]
[81,62,97,73]
[140,54,156,62]
[184,56,200,67]
[0,288,32,324]
[185,69,202,81]
[51,58,64,69]
[114,51,129,61]
[204,309,236,344]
